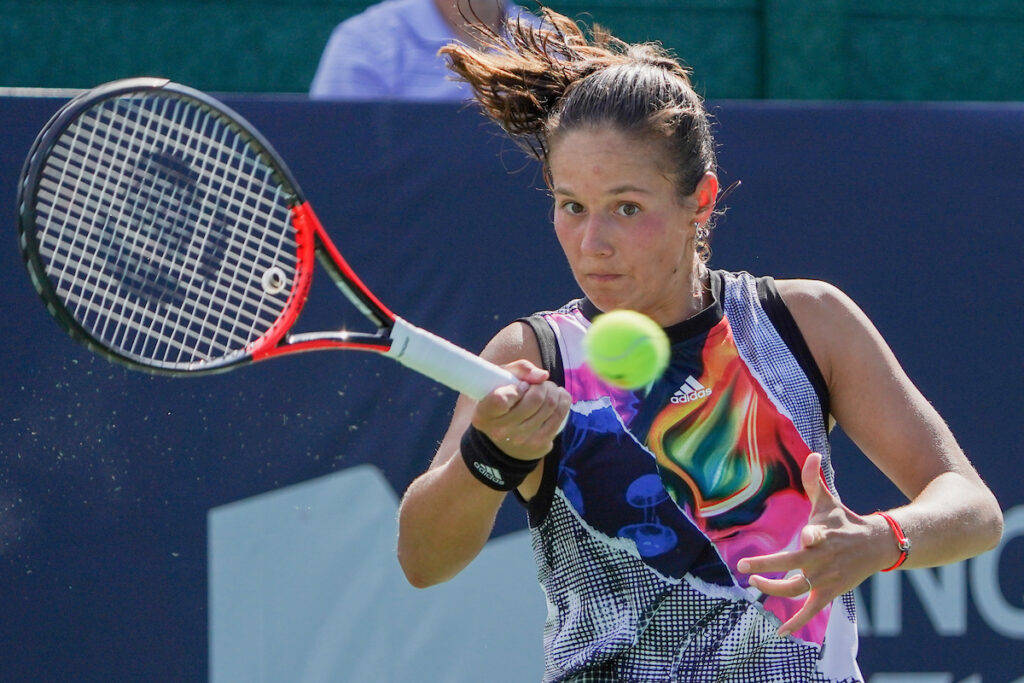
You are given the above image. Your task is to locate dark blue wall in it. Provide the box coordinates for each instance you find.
[1,95,1021,680]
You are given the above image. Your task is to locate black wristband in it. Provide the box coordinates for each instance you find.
[460,426,540,491]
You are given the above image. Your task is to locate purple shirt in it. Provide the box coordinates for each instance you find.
[310,0,534,101]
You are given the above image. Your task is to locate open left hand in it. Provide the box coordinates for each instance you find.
[736,452,891,637]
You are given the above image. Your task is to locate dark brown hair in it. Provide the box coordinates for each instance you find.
[440,8,720,259]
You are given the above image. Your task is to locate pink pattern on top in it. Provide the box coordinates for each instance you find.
[551,305,829,644]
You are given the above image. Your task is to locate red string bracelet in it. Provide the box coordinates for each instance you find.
[874,511,911,571]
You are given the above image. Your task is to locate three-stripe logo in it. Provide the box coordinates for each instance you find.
[670,376,712,404]
[473,462,505,486]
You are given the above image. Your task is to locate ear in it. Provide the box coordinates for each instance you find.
[693,172,719,223]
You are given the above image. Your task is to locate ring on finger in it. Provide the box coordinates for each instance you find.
[797,571,812,592]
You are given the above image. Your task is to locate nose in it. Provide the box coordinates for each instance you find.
[579,214,614,258]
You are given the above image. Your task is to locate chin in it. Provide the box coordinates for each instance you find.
[584,292,630,313]
[576,276,637,313]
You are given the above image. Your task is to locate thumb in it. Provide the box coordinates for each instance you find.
[504,359,549,385]
[801,452,831,509]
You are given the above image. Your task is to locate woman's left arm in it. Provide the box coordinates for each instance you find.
[737,279,1003,635]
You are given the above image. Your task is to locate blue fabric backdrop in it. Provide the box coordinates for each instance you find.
[0,95,1020,680]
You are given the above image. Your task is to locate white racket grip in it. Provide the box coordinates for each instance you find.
[386,317,518,400]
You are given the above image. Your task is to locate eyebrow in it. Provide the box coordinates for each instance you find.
[552,185,652,196]
[610,185,653,195]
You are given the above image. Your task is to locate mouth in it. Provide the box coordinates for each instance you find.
[586,273,624,283]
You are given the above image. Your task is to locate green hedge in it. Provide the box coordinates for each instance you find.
[1,0,1021,100]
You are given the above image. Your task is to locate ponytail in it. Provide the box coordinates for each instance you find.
[441,10,678,159]
[442,6,722,260]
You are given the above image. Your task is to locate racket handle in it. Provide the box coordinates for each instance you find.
[386,318,518,400]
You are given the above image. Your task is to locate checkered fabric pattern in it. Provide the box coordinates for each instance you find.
[529,271,863,680]
[721,271,858,623]
[534,493,860,682]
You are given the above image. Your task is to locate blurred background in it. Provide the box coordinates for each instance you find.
[1,2,1021,682]
[1,0,1021,100]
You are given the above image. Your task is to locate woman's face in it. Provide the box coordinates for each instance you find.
[548,125,709,327]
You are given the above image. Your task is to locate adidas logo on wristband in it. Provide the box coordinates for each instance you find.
[460,426,537,491]
[473,461,505,486]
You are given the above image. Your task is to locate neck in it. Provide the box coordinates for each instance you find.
[433,0,504,46]
[662,264,710,327]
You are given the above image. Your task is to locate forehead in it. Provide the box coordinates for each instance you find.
[548,126,673,191]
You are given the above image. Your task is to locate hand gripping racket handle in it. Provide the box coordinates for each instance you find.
[386,318,518,400]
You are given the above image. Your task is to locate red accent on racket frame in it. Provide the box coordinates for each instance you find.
[301,203,396,324]
[248,203,318,361]
[249,202,394,361]
[264,338,392,355]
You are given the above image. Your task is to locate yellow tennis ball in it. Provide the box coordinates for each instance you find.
[583,310,670,389]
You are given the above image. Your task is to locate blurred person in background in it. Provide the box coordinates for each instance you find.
[310,0,535,100]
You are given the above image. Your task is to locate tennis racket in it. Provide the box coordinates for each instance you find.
[17,77,517,400]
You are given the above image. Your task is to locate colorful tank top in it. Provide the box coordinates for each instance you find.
[517,270,861,682]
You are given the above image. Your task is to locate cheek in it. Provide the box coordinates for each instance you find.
[552,215,577,252]
[632,216,690,269]
[628,215,677,249]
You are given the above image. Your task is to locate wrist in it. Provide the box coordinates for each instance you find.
[459,425,540,492]
[871,511,911,571]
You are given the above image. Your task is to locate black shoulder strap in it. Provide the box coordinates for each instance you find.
[518,313,564,387]
[755,277,831,426]
[513,314,563,526]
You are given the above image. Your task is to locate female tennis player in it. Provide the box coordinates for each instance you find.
[396,9,1003,681]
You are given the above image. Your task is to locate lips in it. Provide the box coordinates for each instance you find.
[587,273,623,282]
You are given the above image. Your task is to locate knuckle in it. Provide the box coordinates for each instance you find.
[528,436,553,453]
[542,390,560,410]
[802,526,826,547]
[474,404,499,423]
[490,386,518,407]
[519,389,543,412]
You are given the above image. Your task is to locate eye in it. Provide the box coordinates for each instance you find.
[615,203,641,217]
[561,201,585,216]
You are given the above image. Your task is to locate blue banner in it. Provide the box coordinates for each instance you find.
[1,95,1020,680]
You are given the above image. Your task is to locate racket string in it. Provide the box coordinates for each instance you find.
[32,92,300,368]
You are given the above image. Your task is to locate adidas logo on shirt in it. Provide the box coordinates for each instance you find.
[670,376,712,404]
[473,462,505,486]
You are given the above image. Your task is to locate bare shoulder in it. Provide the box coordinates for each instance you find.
[479,319,543,367]
[773,278,863,389]
[774,278,853,317]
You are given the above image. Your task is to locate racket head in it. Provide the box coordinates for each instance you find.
[18,78,316,374]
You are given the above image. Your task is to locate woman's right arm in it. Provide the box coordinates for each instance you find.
[396,321,570,588]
